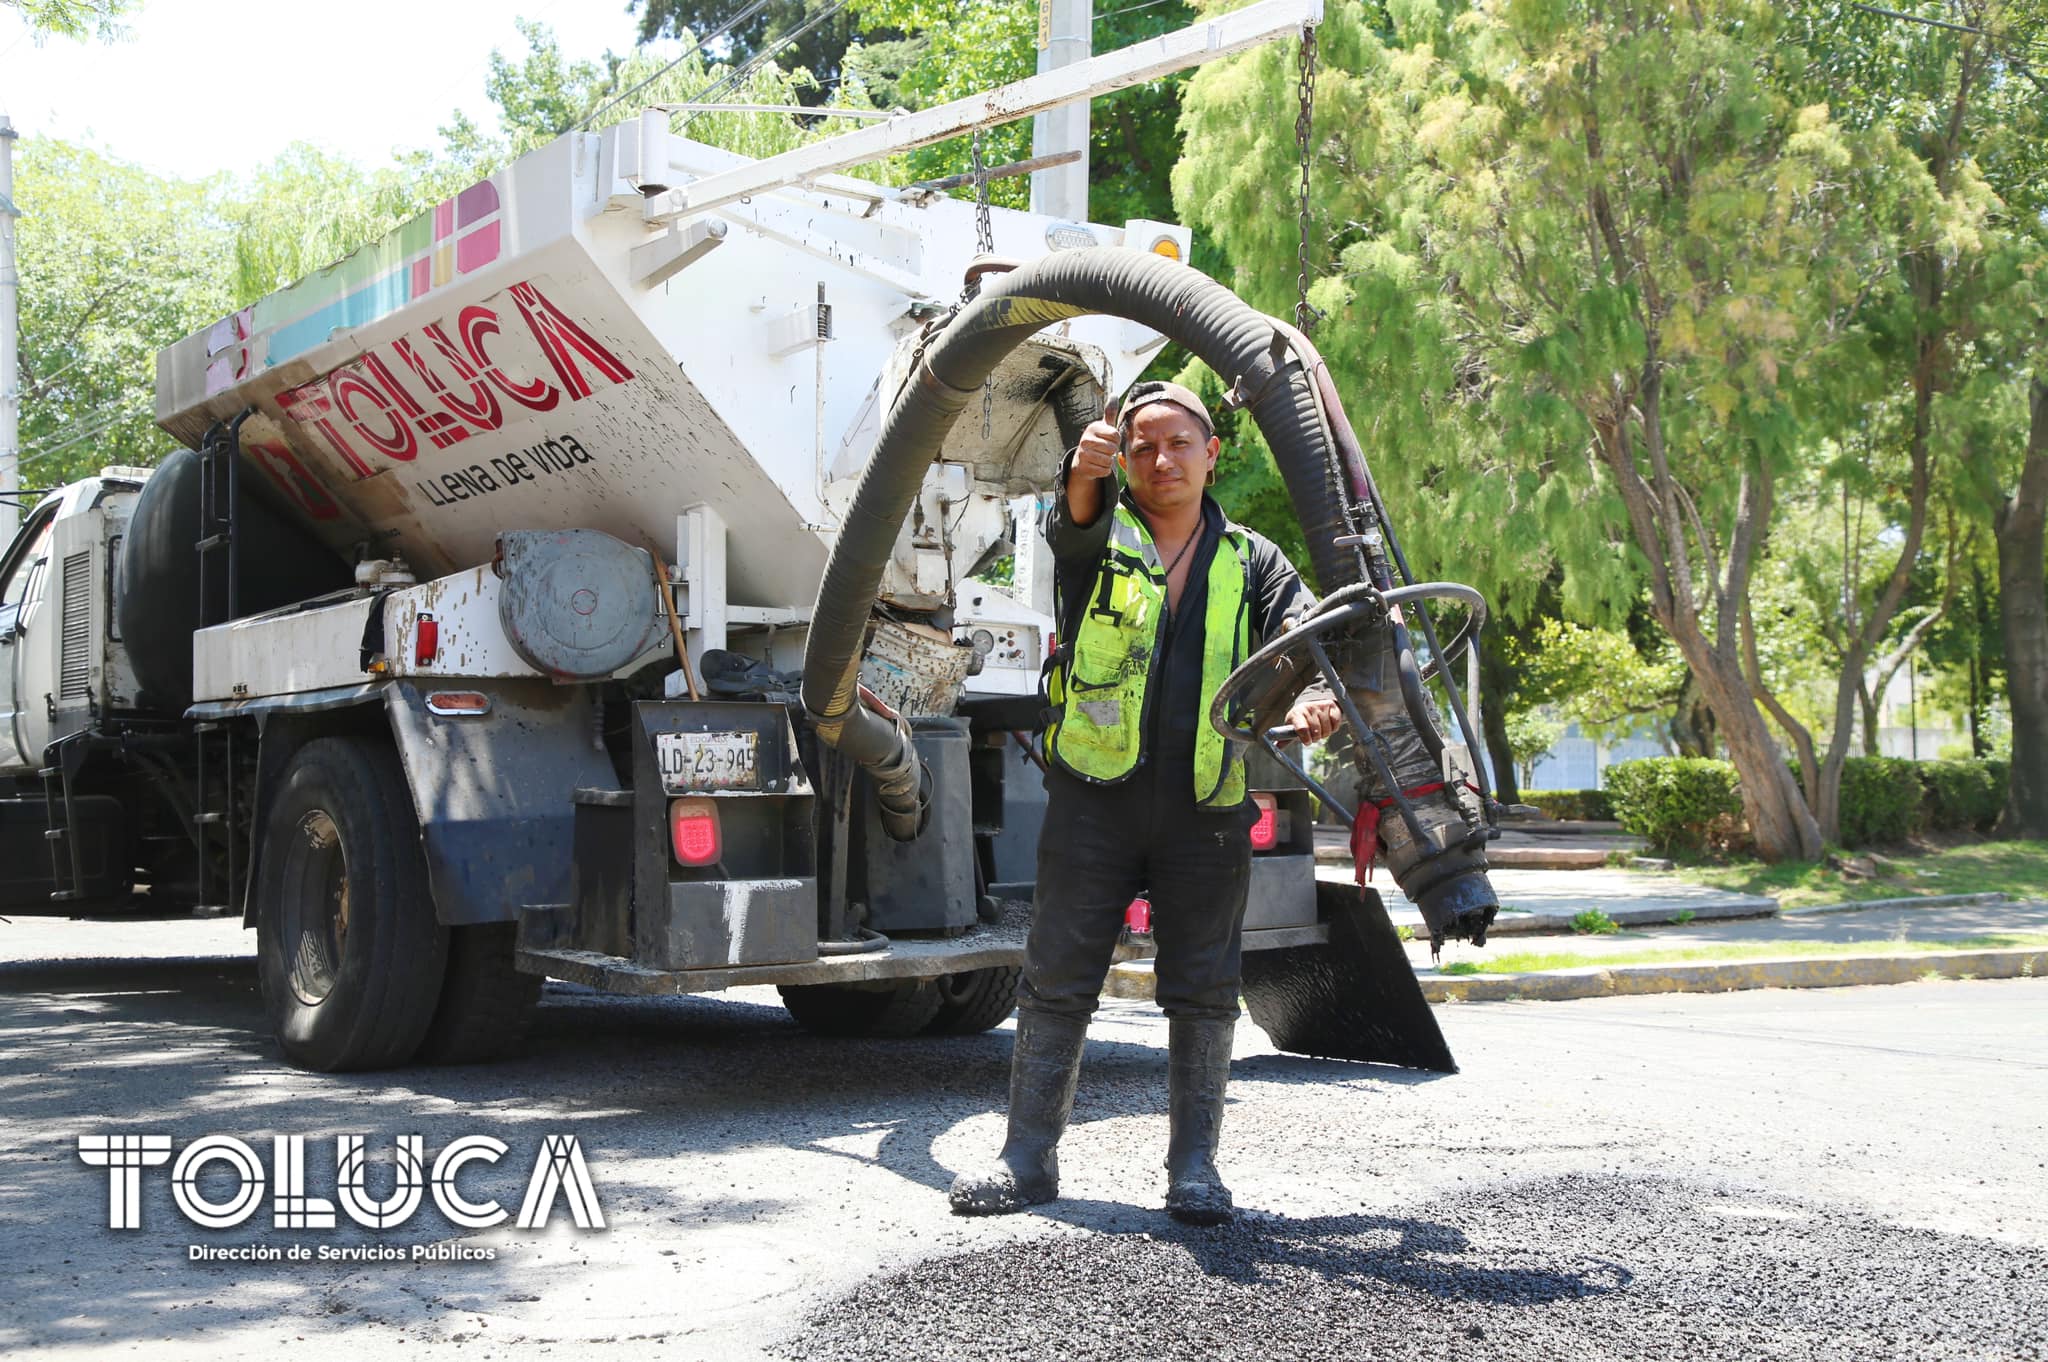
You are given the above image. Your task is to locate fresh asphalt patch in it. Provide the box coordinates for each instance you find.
[786,1172,2047,1361]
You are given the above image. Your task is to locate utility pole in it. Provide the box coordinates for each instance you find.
[1029,0,1093,221]
[1,113,18,545]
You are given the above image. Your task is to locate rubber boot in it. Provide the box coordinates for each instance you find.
[948,1009,1088,1215]
[1163,1016,1235,1225]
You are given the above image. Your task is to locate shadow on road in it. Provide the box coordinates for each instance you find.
[0,950,1439,1351]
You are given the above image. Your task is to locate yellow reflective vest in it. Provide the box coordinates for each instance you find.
[1045,503,1251,807]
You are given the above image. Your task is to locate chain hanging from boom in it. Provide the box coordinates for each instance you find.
[1294,21,1320,335]
[971,127,997,439]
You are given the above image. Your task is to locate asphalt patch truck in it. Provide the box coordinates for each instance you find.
[0,0,1494,1073]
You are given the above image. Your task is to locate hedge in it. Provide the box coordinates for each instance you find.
[1918,759,2007,833]
[1788,756,2010,845]
[1604,758,1743,853]
[1519,789,1616,821]
[1836,756,1925,846]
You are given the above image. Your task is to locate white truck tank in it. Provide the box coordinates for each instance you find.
[153,124,1183,633]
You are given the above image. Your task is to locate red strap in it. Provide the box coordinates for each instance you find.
[1351,802,1381,884]
[1351,781,1481,886]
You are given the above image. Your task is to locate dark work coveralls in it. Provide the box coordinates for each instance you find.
[1022,474,1319,1023]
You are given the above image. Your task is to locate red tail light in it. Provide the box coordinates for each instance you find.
[415,614,439,665]
[669,797,721,866]
[1250,793,1278,851]
[1125,896,1152,934]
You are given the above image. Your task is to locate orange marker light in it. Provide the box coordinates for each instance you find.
[424,690,490,717]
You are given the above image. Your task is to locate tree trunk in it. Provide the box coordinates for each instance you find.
[1669,669,1717,757]
[1674,623,1823,861]
[1970,560,1990,759]
[1807,351,1941,843]
[1858,676,1880,757]
[1593,392,1820,861]
[1996,374,2048,838]
[1478,645,1520,805]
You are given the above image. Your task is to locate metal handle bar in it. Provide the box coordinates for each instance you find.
[1209,581,1490,838]
[1205,581,1487,746]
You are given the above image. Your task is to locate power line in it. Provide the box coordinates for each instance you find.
[582,0,776,130]
[1839,2,2048,90]
[1844,2,1987,37]
[17,405,149,469]
[680,0,855,129]
[18,397,140,452]
[1097,0,1183,22]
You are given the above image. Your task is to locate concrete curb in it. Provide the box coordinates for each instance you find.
[1780,891,2010,917]
[1107,941,2048,1005]
[1420,946,2048,1003]
[1484,897,1778,936]
[1105,960,1157,1001]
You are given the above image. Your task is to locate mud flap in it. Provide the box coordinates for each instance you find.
[1241,880,1457,1073]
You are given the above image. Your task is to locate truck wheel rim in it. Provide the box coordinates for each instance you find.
[283,809,349,1008]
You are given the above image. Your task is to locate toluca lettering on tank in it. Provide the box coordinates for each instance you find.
[274,281,635,481]
[246,437,344,522]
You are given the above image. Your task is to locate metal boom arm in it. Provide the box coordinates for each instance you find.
[642,0,1324,224]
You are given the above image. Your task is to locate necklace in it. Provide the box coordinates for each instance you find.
[1158,525,1201,581]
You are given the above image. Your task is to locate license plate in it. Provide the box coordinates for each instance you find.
[655,731,760,793]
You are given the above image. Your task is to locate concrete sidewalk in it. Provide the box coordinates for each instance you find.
[1325,863,1777,937]
[1105,881,2047,1004]
[1314,819,1646,870]
[1415,898,2048,970]
[1417,898,2048,1002]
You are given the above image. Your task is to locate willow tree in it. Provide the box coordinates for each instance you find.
[1773,0,2046,835]
[1176,0,1943,859]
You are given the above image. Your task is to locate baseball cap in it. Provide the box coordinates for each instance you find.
[1116,380,1214,440]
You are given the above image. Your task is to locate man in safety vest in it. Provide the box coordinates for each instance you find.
[950,380,1341,1224]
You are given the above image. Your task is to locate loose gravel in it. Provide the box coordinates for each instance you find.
[786,1173,2048,1361]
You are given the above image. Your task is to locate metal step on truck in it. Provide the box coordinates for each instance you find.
[0,0,1501,1074]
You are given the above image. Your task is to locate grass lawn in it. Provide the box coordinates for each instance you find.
[1434,932,2048,976]
[1670,839,2048,910]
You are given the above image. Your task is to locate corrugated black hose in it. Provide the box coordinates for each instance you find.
[801,249,1495,946]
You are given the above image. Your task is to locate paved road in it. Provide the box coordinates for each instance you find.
[2,914,2043,1359]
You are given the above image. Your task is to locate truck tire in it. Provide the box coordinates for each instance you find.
[922,966,1020,1035]
[255,737,447,1072]
[415,924,544,1065]
[777,979,945,1038]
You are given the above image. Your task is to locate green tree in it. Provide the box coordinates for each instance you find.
[1757,0,2042,841]
[2,0,137,42]
[840,0,1197,222]
[12,138,230,486]
[1743,435,1975,808]
[1174,0,1966,860]
[631,0,880,91]
[223,20,893,318]
[1503,709,1566,791]
[843,0,1039,203]
[225,145,480,308]
[1997,362,2048,833]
